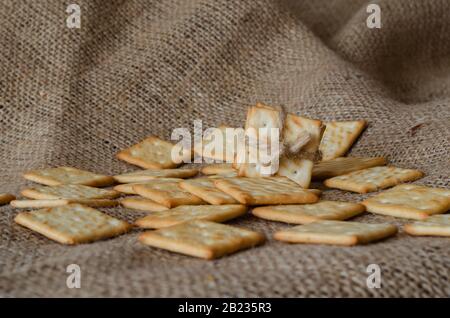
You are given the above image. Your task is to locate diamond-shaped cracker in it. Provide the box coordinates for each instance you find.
[11,198,118,209]
[274,220,397,246]
[253,201,365,224]
[135,204,247,229]
[120,196,169,212]
[114,169,196,183]
[113,178,182,194]
[362,184,450,220]
[117,136,188,169]
[238,103,285,177]
[404,214,450,237]
[0,193,15,206]
[276,114,323,188]
[201,164,237,176]
[179,178,238,205]
[133,181,205,208]
[323,166,424,193]
[312,157,386,180]
[214,177,319,205]
[139,220,265,259]
[23,166,115,187]
[21,184,120,200]
[319,120,367,161]
[14,204,131,244]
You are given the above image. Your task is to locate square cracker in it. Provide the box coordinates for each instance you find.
[113,178,182,194]
[117,136,186,169]
[404,214,450,237]
[138,220,265,259]
[194,126,237,162]
[11,198,118,209]
[0,193,16,206]
[274,220,397,246]
[253,201,365,224]
[133,182,205,208]
[319,120,367,161]
[239,103,284,177]
[14,204,131,244]
[276,114,323,188]
[114,169,196,183]
[201,164,236,176]
[21,184,120,200]
[312,157,386,180]
[214,177,319,205]
[23,166,115,187]
[323,166,424,193]
[120,196,169,212]
[362,184,450,220]
[135,204,247,229]
[179,178,238,205]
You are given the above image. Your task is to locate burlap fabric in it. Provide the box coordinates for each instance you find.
[0,0,449,297]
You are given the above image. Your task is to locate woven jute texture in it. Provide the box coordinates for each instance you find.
[1,0,449,297]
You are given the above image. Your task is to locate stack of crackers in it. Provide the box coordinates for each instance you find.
[4,103,449,260]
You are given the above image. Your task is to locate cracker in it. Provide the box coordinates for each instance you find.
[117,136,186,169]
[214,177,319,205]
[138,220,265,259]
[133,181,205,208]
[277,158,314,188]
[194,126,238,162]
[14,204,131,244]
[201,164,236,176]
[253,201,365,224]
[179,178,238,205]
[239,103,284,177]
[404,215,450,237]
[23,166,115,187]
[323,166,424,193]
[319,120,367,161]
[312,157,387,180]
[135,204,247,228]
[113,178,182,194]
[274,220,397,246]
[0,193,16,206]
[21,184,120,200]
[120,196,169,212]
[362,184,450,220]
[11,199,118,209]
[114,169,196,183]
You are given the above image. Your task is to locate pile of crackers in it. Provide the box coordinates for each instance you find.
[3,103,449,260]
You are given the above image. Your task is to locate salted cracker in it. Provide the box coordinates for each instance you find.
[323,166,424,193]
[179,178,238,205]
[253,201,365,224]
[14,204,131,244]
[312,157,386,180]
[114,169,196,183]
[274,220,397,246]
[135,204,247,228]
[11,198,118,209]
[113,178,182,194]
[23,166,115,187]
[120,196,169,212]
[21,184,120,200]
[214,177,319,205]
[238,103,284,177]
[362,184,450,220]
[404,214,450,237]
[319,120,367,161]
[138,220,265,259]
[133,181,205,208]
[0,193,16,206]
[117,136,188,169]
[201,164,237,176]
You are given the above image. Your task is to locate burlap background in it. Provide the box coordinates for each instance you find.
[0,0,449,297]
